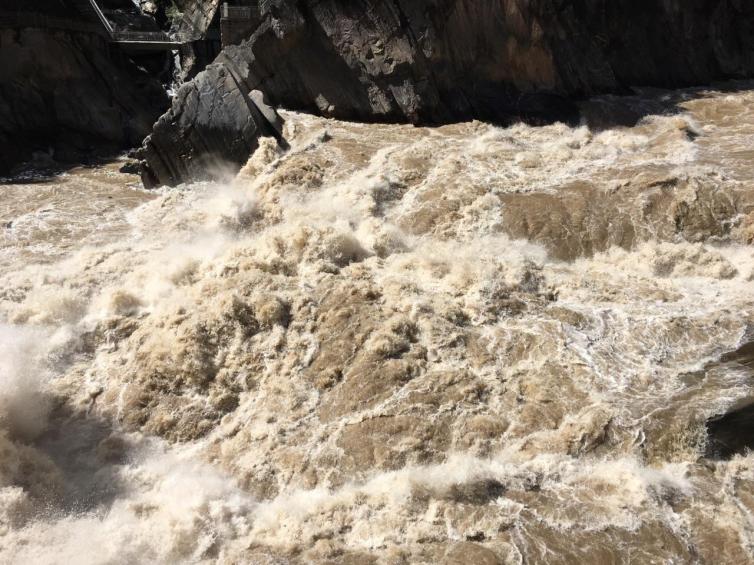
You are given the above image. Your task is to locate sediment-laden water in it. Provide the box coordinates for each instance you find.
[2,85,754,564]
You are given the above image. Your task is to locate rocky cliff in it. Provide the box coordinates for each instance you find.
[141,0,754,186]
[0,2,169,174]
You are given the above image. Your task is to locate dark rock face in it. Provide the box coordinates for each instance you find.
[705,341,754,460]
[142,0,754,186]
[0,27,168,174]
[139,63,284,187]
[706,401,754,460]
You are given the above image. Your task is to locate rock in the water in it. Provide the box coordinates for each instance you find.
[706,399,754,460]
[119,160,142,175]
[138,64,286,188]
[705,341,754,459]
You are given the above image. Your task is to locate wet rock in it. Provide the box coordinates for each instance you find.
[705,342,754,459]
[139,63,286,188]
[118,161,141,175]
[706,400,754,459]
[445,479,507,505]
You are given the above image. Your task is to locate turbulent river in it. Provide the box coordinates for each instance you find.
[3,84,754,564]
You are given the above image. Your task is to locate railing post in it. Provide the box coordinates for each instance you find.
[87,0,113,34]
[221,5,255,20]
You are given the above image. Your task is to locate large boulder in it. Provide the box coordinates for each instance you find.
[139,63,285,187]
[141,0,754,186]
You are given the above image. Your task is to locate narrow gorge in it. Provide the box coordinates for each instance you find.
[2,2,754,564]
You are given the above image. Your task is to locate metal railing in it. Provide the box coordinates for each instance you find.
[0,3,191,48]
[87,0,187,45]
[111,30,174,42]
[222,4,258,19]
[84,0,113,34]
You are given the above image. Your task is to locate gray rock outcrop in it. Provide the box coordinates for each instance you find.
[140,63,284,187]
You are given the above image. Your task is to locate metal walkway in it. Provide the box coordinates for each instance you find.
[70,0,185,50]
[111,30,185,51]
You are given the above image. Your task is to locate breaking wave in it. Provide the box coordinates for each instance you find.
[2,85,754,563]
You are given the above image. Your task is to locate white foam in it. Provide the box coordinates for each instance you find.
[2,88,754,562]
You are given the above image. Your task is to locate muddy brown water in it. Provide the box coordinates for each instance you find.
[2,85,754,563]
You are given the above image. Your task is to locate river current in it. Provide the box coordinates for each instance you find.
[2,84,754,564]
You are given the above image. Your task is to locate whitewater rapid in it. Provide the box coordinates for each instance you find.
[2,85,754,563]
